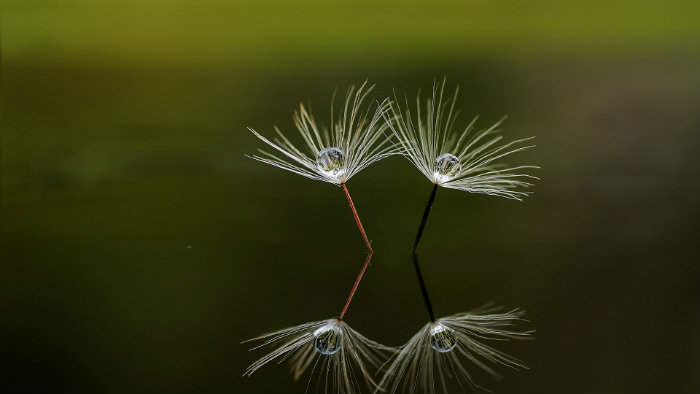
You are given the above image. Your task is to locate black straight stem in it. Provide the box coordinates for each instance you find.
[412,253,435,322]
[412,184,439,254]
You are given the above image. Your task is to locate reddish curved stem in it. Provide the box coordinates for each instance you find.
[337,182,374,320]
[341,183,373,253]
[338,251,373,320]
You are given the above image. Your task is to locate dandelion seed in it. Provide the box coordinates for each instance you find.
[378,307,532,394]
[385,79,539,252]
[246,81,394,184]
[386,79,538,199]
[247,82,394,252]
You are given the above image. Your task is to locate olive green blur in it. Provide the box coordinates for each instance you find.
[3,0,700,393]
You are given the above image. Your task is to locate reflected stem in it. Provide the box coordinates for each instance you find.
[338,251,373,321]
[412,253,435,322]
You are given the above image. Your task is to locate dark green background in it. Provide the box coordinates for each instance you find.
[3,1,699,392]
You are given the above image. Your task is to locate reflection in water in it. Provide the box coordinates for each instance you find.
[378,252,532,393]
[243,252,392,393]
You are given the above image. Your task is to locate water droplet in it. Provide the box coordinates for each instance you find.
[434,153,460,182]
[313,323,342,355]
[316,147,345,177]
[430,323,457,353]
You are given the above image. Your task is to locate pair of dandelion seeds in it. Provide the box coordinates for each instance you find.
[244,81,537,393]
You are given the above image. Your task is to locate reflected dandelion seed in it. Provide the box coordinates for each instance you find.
[378,307,532,394]
[243,253,394,393]
[377,253,532,393]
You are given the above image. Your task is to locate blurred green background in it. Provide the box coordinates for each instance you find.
[3,0,700,392]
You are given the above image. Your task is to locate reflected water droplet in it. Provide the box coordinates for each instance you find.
[430,323,457,353]
[313,323,342,355]
[316,147,345,177]
[434,153,460,182]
